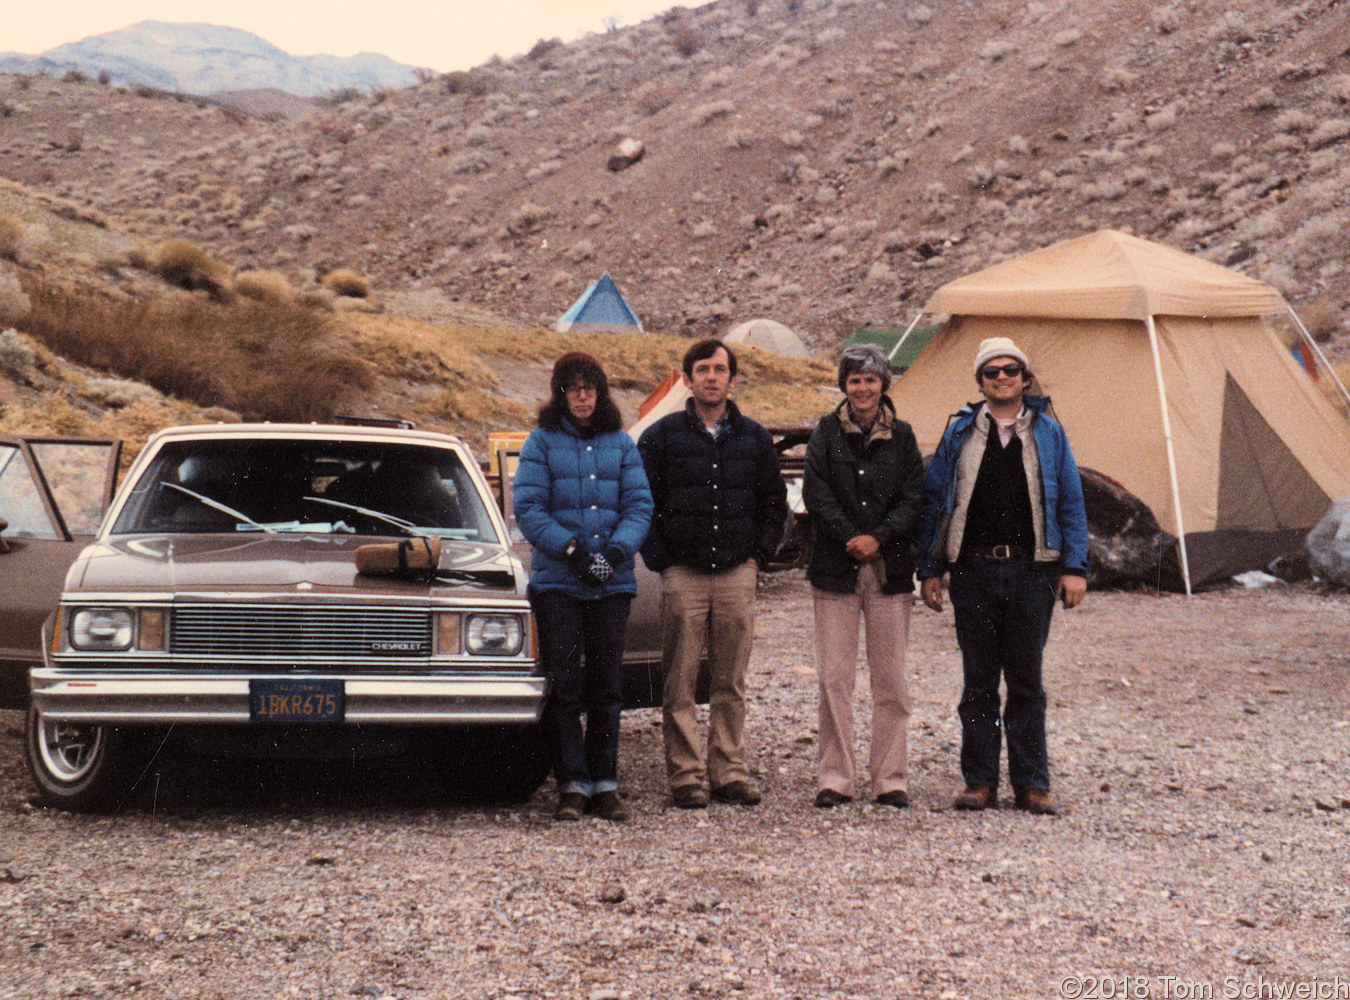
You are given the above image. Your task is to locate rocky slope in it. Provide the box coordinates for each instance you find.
[0,0,1347,354]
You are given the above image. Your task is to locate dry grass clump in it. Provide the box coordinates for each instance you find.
[233,269,297,305]
[146,239,232,300]
[0,269,31,326]
[693,101,735,126]
[0,213,28,261]
[17,275,375,422]
[322,268,372,299]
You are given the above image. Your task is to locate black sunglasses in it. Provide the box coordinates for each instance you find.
[980,364,1025,380]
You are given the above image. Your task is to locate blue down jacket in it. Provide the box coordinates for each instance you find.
[513,420,653,599]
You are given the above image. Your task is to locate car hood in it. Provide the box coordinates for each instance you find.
[68,534,524,597]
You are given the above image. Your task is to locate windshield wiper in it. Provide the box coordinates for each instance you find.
[164,482,276,534]
[303,495,431,538]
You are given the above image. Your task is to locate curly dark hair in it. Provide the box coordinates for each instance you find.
[537,351,623,435]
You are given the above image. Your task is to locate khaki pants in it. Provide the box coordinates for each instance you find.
[660,561,759,791]
[813,564,913,797]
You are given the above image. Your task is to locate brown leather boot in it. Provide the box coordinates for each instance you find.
[953,785,996,811]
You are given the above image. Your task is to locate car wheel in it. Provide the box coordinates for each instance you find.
[24,707,151,812]
[436,724,551,803]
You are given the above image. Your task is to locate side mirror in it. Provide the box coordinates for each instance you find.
[0,517,9,553]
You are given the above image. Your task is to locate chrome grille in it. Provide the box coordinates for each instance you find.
[171,605,431,659]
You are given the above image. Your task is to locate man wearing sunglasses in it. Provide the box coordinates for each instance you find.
[916,337,1088,815]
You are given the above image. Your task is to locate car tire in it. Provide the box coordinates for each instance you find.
[24,706,154,812]
[436,724,551,803]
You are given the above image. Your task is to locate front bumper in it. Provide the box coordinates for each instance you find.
[29,670,547,725]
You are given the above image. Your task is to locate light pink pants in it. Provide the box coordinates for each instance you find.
[813,563,913,797]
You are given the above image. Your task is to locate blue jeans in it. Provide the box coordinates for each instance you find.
[530,590,631,797]
[948,557,1059,794]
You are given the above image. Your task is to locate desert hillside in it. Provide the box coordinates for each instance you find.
[0,0,1348,447]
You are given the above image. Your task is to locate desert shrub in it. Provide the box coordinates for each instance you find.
[17,274,375,422]
[443,69,497,97]
[1296,297,1342,342]
[527,37,562,61]
[324,87,362,105]
[0,327,40,372]
[1288,216,1344,258]
[97,70,112,85]
[62,69,87,84]
[0,102,12,119]
[146,239,232,300]
[506,202,551,236]
[1274,109,1314,133]
[1209,11,1256,43]
[0,270,31,325]
[636,84,672,116]
[667,20,703,57]
[322,268,371,299]
[1309,119,1350,149]
[233,269,298,305]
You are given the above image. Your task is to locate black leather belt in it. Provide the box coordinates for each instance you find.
[967,544,1028,560]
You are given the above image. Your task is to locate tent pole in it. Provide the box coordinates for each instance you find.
[1285,302,1350,416]
[1145,315,1193,596]
[887,312,925,364]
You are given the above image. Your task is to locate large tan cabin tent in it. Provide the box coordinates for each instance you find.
[894,229,1350,591]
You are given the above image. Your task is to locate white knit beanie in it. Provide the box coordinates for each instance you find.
[973,337,1030,376]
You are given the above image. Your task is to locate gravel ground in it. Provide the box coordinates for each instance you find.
[2,572,1349,1000]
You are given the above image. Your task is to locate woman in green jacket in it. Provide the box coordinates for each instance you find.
[802,345,925,809]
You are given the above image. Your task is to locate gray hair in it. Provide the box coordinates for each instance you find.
[837,344,893,392]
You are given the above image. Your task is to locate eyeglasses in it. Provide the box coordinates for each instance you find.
[980,364,1025,380]
[564,384,597,396]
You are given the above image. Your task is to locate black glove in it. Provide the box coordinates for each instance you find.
[581,550,613,586]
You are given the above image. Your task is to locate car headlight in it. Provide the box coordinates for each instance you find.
[70,608,135,651]
[464,613,524,656]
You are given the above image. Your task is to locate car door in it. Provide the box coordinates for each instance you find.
[0,436,120,706]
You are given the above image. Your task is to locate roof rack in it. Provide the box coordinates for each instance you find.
[332,414,416,430]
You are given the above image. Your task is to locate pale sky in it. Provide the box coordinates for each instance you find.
[5,0,715,72]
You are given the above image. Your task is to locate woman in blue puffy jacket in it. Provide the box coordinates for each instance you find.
[513,352,653,822]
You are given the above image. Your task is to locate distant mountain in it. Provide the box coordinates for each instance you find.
[0,20,422,97]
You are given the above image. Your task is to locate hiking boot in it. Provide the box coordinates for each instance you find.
[814,788,851,808]
[554,791,588,822]
[711,781,762,806]
[953,785,996,811]
[875,789,910,809]
[1014,788,1059,815]
[586,790,629,822]
[672,785,709,810]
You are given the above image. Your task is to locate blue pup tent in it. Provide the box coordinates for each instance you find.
[554,272,643,332]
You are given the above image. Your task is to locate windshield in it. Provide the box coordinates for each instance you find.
[111,438,500,543]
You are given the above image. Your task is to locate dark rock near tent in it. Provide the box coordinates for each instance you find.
[1081,467,1175,589]
[1305,498,1350,587]
[1267,546,1313,583]
[607,137,645,172]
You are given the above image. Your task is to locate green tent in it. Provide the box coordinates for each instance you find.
[843,324,941,369]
